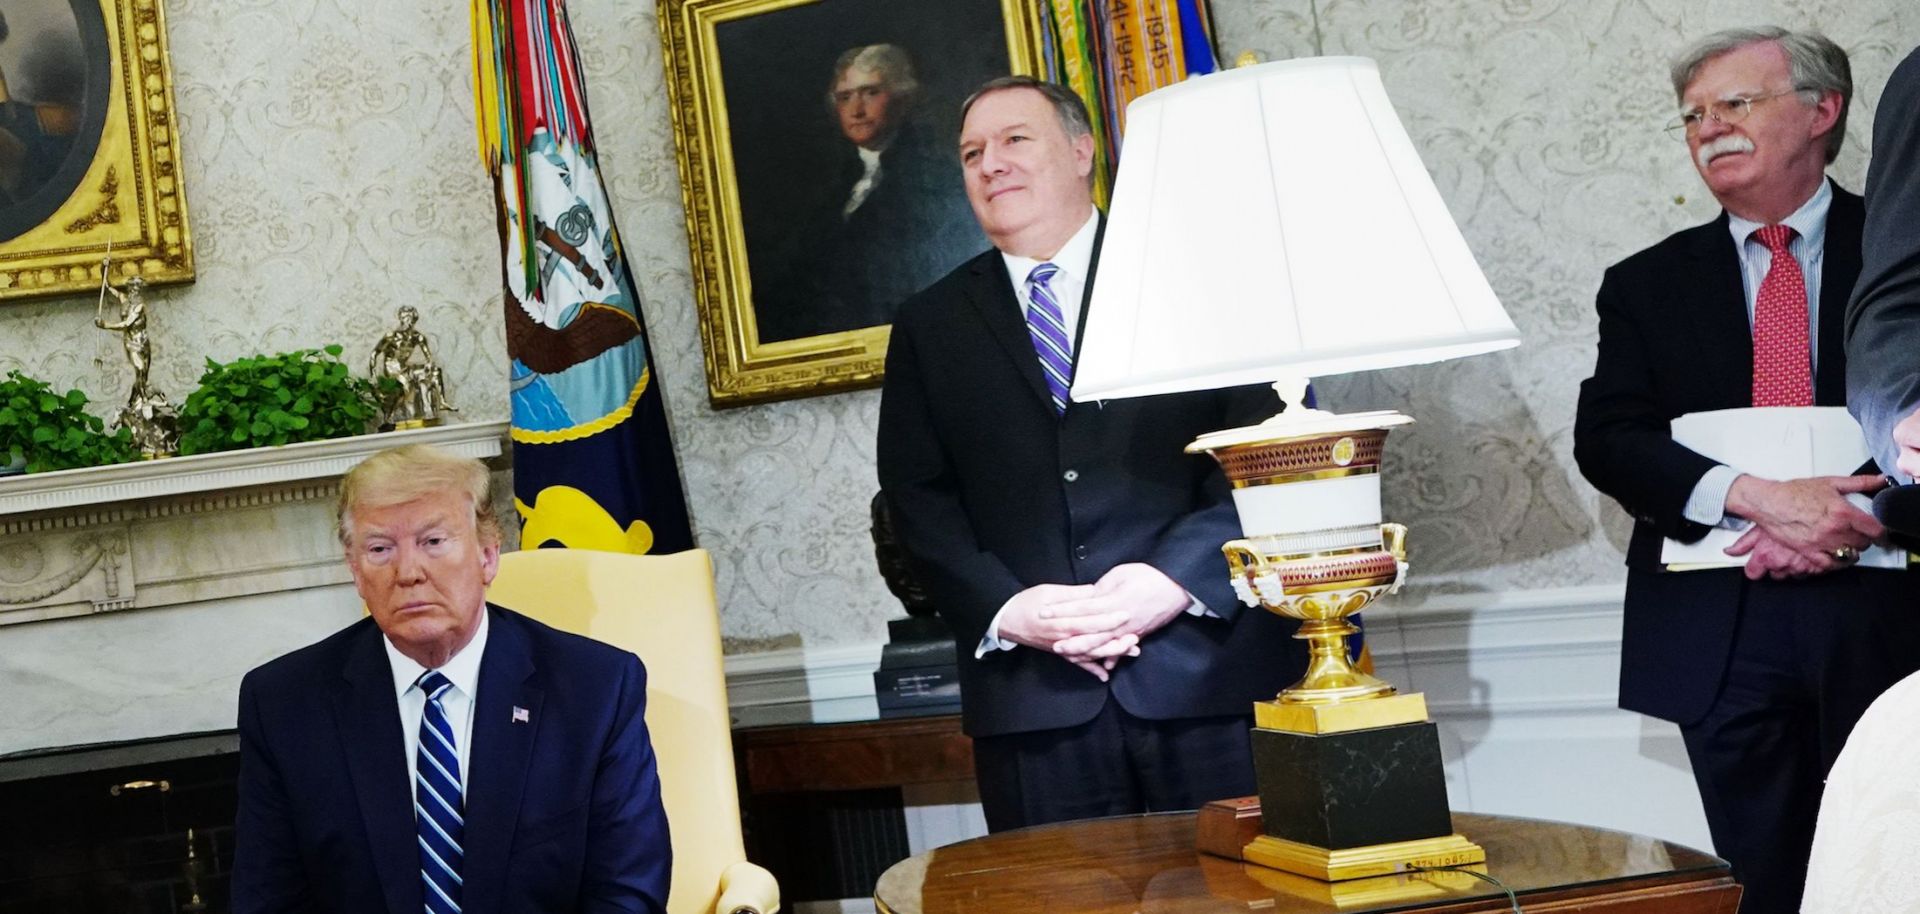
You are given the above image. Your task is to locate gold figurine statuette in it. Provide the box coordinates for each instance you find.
[370,305,456,430]
[96,272,179,458]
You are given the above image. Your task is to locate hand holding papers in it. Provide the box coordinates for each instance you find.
[1722,475,1888,577]
[1665,407,1903,573]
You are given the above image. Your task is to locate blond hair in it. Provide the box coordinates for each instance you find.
[336,444,499,546]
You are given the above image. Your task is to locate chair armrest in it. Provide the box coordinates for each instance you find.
[715,860,781,914]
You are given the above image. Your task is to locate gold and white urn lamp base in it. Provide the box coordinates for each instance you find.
[1189,398,1483,881]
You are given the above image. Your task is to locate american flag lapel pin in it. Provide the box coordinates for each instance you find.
[512,706,530,724]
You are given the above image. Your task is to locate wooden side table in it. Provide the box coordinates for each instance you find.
[733,713,974,796]
[874,810,1739,914]
[731,714,978,902]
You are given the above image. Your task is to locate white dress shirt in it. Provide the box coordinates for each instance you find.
[1682,180,1833,528]
[998,206,1100,338]
[383,608,488,792]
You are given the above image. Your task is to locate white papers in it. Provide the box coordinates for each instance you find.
[1663,407,1905,569]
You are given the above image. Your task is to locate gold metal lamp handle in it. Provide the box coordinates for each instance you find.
[1381,523,1408,560]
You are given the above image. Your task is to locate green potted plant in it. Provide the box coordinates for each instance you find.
[176,345,381,456]
[0,370,137,474]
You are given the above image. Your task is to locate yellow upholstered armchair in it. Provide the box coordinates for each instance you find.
[487,548,780,914]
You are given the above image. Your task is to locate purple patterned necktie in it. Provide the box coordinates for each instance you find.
[1025,263,1072,414]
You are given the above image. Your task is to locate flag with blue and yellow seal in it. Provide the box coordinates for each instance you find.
[471,0,693,554]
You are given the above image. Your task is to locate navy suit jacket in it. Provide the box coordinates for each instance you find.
[1572,183,1910,725]
[232,605,670,914]
[876,229,1304,738]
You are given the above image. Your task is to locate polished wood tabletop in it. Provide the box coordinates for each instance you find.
[874,811,1738,914]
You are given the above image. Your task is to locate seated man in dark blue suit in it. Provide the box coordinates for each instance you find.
[232,444,670,914]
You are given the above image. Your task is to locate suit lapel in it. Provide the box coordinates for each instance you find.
[962,252,1055,410]
[458,607,544,914]
[1686,214,1757,407]
[1816,183,1862,405]
[332,625,420,914]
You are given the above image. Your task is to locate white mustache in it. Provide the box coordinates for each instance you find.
[1697,135,1755,168]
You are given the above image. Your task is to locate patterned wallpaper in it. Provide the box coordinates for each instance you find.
[0,0,1915,652]
[1214,0,1920,596]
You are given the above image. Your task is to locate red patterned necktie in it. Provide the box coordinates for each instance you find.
[1750,224,1813,407]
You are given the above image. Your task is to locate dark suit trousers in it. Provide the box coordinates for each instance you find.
[971,693,1256,833]
[1676,569,1920,914]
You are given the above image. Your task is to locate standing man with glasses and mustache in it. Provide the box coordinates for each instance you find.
[1573,27,1920,914]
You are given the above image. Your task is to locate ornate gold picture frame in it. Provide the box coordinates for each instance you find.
[0,0,191,301]
[659,0,1043,407]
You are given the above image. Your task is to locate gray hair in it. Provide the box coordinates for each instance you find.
[827,44,920,110]
[1670,26,1851,163]
[960,75,1094,141]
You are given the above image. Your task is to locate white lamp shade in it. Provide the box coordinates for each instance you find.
[1072,57,1520,401]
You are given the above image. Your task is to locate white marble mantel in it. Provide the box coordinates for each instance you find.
[0,421,506,626]
[0,421,507,758]
[0,420,508,520]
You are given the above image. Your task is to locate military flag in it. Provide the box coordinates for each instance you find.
[1042,0,1220,184]
[471,0,694,554]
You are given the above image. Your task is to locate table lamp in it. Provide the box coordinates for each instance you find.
[1073,56,1521,880]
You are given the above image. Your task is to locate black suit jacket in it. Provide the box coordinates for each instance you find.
[876,230,1303,738]
[231,606,670,914]
[1574,183,1885,724]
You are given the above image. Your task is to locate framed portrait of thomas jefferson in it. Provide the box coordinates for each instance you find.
[0,0,191,302]
[660,0,1044,407]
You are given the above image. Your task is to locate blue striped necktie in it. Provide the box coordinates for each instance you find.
[1025,262,1072,414]
[415,670,465,914]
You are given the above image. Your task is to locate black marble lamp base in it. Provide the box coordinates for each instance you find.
[1251,720,1454,849]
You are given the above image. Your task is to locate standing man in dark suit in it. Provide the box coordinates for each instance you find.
[877,75,1303,833]
[232,444,670,913]
[1574,27,1920,914]
[1847,45,1920,479]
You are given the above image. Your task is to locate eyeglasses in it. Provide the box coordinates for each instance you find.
[1665,90,1806,138]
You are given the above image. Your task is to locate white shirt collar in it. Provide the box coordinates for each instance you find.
[384,606,489,701]
[1727,178,1831,253]
[856,146,883,172]
[1000,206,1100,292]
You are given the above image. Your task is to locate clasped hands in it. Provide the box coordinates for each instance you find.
[995,563,1191,681]
[1724,473,1888,580]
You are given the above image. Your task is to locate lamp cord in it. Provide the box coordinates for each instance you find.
[1402,863,1523,913]
[1309,0,1324,56]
